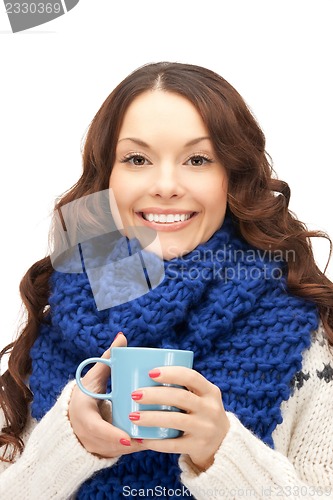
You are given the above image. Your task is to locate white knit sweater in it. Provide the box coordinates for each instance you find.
[0,324,332,500]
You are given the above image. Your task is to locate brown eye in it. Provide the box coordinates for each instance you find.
[186,155,212,166]
[190,156,205,166]
[120,154,151,166]
[132,155,146,166]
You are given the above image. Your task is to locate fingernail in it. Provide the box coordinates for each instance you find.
[149,369,161,378]
[114,332,124,340]
[135,438,143,443]
[131,391,143,401]
[129,412,140,421]
[120,438,131,446]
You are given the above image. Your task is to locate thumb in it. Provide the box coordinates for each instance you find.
[100,331,127,360]
[109,331,127,351]
[81,332,127,387]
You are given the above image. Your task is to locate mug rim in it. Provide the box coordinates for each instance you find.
[111,347,193,354]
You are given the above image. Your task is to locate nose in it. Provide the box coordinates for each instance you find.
[149,163,185,199]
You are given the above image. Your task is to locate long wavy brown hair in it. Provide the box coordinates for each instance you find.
[1,62,333,462]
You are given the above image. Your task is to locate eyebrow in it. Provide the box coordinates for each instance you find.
[117,137,211,147]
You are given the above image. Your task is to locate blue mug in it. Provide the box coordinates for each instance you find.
[75,347,194,439]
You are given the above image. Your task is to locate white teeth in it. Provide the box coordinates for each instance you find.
[142,213,193,223]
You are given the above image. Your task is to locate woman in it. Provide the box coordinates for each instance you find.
[0,62,332,499]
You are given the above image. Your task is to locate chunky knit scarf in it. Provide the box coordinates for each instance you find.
[30,215,319,499]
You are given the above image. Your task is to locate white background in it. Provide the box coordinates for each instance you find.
[1,0,332,369]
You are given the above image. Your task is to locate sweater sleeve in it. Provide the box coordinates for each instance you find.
[0,380,119,499]
[179,324,333,499]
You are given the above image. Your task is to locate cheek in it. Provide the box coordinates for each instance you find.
[109,169,143,202]
[109,169,122,193]
[108,187,125,230]
[109,172,130,207]
[200,177,228,211]
[109,172,134,227]
[203,179,228,229]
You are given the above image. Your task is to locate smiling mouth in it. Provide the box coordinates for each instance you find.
[139,212,197,224]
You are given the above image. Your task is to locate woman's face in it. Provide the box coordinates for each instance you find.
[109,90,228,260]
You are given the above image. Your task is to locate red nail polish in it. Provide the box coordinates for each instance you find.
[149,369,161,378]
[129,412,141,421]
[115,332,123,340]
[131,391,143,401]
[135,438,143,443]
[120,438,131,446]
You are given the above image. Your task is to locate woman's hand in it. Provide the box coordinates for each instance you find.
[130,367,230,471]
[68,333,142,458]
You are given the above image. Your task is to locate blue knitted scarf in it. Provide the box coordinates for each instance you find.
[30,216,319,499]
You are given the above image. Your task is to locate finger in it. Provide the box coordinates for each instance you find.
[139,434,193,455]
[148,366,212,396]
[74,409,143,458]
[82,332,127,387]
[131,386,199,413]
[128,409,190,433]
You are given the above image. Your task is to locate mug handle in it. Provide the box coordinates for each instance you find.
[75,357,113,400]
